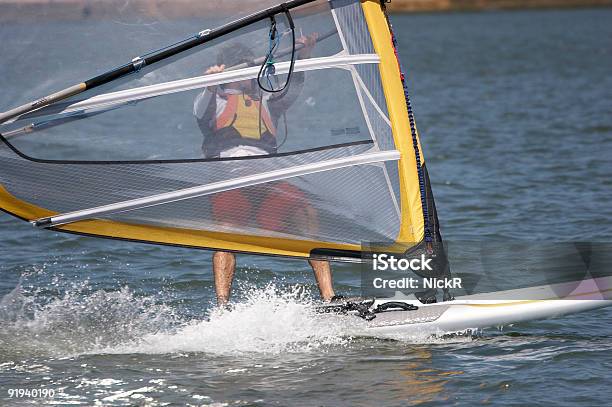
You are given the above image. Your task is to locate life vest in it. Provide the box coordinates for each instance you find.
[215,93,276,140]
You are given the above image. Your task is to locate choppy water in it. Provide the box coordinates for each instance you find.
[1,8,612,406]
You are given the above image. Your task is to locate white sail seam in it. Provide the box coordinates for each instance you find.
[25,54,380,120]
[351,66,392,127]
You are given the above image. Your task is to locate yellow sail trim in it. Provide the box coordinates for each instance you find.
[0,185,361,259]
[361,0,425,245]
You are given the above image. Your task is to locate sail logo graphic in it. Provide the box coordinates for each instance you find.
[371,253,433,272]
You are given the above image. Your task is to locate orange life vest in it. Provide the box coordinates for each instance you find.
[215,93,276,140]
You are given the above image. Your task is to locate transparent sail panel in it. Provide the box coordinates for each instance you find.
[6,67,378,161]
[1,1,343,120]
[0,0,413,253]
[0,141,400,243]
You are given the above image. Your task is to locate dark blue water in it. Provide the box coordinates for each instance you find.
[1,8,611,406]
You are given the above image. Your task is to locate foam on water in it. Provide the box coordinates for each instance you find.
[0,278,367,358]
[0,277,177,357]
[0,273,478,361]
[98,284,362,356]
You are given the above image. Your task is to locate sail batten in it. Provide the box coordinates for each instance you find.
[12,53,381,125]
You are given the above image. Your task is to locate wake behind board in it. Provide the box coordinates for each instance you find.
[319,276,612,338]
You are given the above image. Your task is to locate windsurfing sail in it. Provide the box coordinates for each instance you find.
[0,0,445,263]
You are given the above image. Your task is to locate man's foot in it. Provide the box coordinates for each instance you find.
[329,295,375,304]
[316,295,376,321]
[415,289,438,304]
[214,300,232,312]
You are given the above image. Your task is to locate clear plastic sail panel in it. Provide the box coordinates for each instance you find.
[0,0,433,259]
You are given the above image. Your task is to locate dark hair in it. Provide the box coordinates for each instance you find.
[217,43,256,67]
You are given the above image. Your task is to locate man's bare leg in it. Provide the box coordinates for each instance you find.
[309,259,335,301]
[291,204,335,302]
[213,251,236,305]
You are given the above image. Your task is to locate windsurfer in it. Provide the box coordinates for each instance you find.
[193,34,336,306]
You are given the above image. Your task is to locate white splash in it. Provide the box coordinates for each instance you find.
[102,285,361,356]
[1,277,473,359]
[0,280,176,357]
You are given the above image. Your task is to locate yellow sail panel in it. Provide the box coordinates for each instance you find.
[361,0,425,245]
[0,185,361,259]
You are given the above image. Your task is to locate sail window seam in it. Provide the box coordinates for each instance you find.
[0,135,374,165]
